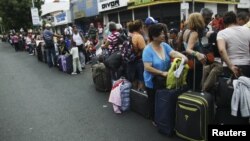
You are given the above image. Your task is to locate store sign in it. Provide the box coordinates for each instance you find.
[55,12,66,23]
[238,0,250,8]
[30,8,41,26]
[98,0,128,12]
[53,11,72,26]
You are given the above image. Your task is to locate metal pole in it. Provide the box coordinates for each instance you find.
[32,0,34,8]
[0,24,2,34]
[192,0,195,13]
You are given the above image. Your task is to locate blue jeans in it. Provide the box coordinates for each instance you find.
[46,47,56,68]
[126,60,144,83]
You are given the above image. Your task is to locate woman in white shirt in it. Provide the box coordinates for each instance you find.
[217,11,250,78]
[72,26,85,69]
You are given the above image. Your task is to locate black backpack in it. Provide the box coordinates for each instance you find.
[117,31,136,63]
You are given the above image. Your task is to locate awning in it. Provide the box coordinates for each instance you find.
[194,0,239,4]
[41,2,70,16]
[127,0,239,9]
[128,0,179,9]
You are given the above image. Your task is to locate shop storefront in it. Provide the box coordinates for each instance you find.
[97,0,130,26]
[128,0,238,30]
[128,0,181,29]
[53,11,72,34]
[72,0,100,33]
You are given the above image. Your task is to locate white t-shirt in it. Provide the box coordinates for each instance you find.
[217,26,250,66]
[70,47,79,59]
[26,36,32,45]
[98,27,103,34]
[72,33,83,46]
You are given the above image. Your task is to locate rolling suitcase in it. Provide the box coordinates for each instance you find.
[155,89,179,136]
[130,89,149,119]
[214,108,249,125]
[58,55,67,72]
[215,76,234,108]
[214,76,249,125]
[175,60,214,141]
[65,55,73,74]
[155,58,189,136]
[92,63,112,92]
[37,45,43,62]
[43,50,47,63]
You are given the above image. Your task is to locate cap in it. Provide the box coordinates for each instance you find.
[45,23,51,27]
[116,23,123,30]
[170,28,178,34]
[145,17,158,26]
[28,29,33,33]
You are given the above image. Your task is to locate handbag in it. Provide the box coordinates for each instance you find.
[153,75,166,90]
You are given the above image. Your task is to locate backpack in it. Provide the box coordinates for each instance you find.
[118,32,136,63]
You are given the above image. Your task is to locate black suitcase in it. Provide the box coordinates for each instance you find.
[175,60,214,141]
[215,76,234,108]
[175,91,214,141]
[130,89,149,119]
[43,50,47,63]
[92,63,112,92]
[214,108,249,125]
[37,46,43,62]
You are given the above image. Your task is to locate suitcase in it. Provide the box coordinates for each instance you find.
[65,55,73,74]
[215,76,234,108]
[92,63,112,92]
[155,58,189,136]
[175,91,214,141]
[58,55,67,72]
[175,60,214,141]
[43,50,47,63]
[130,89,149,119]
[214,76,249,125]
[214,108,249,125]
[36,45,43,62]
[155,89,179,136]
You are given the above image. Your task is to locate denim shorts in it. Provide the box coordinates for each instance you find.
[126,60,144,82]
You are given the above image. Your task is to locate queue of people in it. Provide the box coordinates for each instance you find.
[3,9,250,138]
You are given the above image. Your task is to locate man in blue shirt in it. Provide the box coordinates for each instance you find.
[43,23,62,68]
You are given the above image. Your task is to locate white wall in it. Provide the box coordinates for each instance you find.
[204,3,217,17]
[228,4,236,12]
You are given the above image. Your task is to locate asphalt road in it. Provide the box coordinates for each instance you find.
[0,42,183,141]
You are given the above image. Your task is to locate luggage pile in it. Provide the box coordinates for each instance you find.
[91,56,249,141]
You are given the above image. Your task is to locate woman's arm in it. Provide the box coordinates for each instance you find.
[186,32,207,64]
[144,62,168,77]
[169,50,188,63]
[102,40,110,49]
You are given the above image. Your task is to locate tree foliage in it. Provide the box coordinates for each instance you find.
[0,0,43,32]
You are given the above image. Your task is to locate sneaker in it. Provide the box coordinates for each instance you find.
[152,121,157,127]
[71,72,77,75]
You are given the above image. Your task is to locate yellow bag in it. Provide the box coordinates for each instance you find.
[166,58,189,89]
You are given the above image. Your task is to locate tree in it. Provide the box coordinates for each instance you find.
[0,0,44,32]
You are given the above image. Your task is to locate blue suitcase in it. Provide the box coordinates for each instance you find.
[155,89,180,136]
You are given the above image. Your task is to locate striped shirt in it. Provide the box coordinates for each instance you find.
[107,31,120,55]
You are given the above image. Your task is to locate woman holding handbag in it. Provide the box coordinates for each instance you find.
[142,23,187,124]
